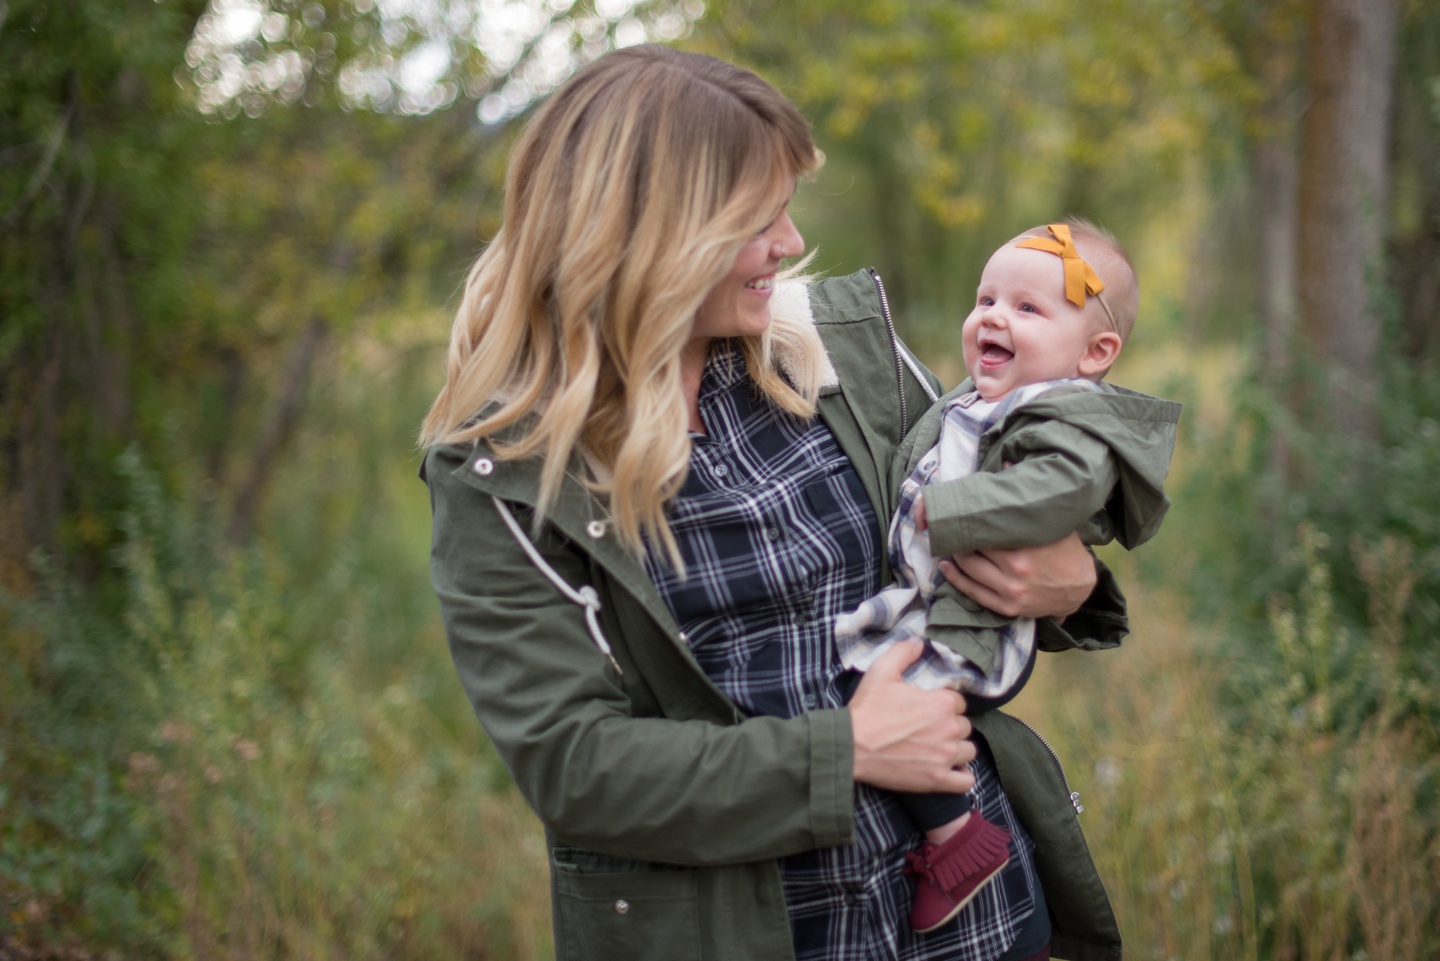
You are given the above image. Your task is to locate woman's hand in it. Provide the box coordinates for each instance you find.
[849,641,976,793]
[938,531,1096,619]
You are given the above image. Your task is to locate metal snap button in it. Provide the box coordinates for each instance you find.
[614,898,630,915]
[586,520,606,539]
[473,457,494,476]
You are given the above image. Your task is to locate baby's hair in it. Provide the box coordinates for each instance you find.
[1012,217,1139,343]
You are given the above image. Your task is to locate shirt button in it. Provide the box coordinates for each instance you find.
[766,527,781,541]
[614,898,630,915]
[473,457,494,476]
[843,893,859,907]
[791,612,808,626]
[802,694,818,709]
[712,464,729,478]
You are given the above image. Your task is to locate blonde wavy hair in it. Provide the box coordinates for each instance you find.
[421,45,826,565]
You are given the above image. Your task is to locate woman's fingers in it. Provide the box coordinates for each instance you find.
[849,641,975,792]
[941,531,1097,619]
[939,555,1014,616]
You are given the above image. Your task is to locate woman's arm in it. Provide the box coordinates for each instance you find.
[430,453,855,866]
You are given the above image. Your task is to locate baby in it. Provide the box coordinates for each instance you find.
[835,220,1182,933]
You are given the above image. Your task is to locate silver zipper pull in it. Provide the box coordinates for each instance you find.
[1069,791,1084,814]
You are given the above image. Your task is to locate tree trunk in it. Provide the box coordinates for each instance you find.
[226,317,330,546]
[1297,0,1398,441]
[1256,7,1302,491]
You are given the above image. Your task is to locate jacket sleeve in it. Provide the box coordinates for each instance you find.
[921,417,1120,557]
[427,447,856,866]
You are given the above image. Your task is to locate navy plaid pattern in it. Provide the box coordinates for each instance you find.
[643,343,1038,961]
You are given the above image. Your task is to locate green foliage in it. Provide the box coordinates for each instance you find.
[0,455,193,952]
[687,0,1251,347]
[1021,562,1440,961]
[1176,349,1440,741]
[1,347,550,958]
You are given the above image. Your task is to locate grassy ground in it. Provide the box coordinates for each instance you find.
[1012,577,1439,961]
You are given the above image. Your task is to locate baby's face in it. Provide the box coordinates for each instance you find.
[962,243,1106,401]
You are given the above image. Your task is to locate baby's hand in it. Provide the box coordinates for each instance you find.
[913,493,927,532]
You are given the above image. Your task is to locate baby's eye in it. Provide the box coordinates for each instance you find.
[978,295,995,307]
[1019,302,1038,313]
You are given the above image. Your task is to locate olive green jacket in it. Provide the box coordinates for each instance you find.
[900,380,1182,673]
[425,270,1124,961]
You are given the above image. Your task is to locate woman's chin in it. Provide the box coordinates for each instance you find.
[722,310,774,341]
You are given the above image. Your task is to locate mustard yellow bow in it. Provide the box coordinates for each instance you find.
[1015,223,1106,309]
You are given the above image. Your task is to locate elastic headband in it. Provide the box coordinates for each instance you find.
[1015,223,1118,331]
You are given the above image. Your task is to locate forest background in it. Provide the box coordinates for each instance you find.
[2,0,1438,958]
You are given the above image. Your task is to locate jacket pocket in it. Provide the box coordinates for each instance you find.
[551,848,703,961]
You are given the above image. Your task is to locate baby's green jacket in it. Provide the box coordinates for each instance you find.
[898,380,1183,674]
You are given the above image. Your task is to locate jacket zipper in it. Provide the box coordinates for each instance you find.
[867,267,907,429]
[999,710,1084,814]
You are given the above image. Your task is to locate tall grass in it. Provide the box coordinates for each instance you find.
[1013,529,1440,961]
[1,327,551,959]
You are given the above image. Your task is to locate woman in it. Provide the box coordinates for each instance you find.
[421,45,1123,961]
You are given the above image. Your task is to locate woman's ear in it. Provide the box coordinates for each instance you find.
[1078,331,1123,378]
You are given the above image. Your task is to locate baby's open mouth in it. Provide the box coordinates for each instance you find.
[980,344,1014,364]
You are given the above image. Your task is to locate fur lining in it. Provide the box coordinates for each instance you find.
[770,279,839,388]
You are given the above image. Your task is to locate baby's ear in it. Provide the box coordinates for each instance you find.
[1078,331,1123,378]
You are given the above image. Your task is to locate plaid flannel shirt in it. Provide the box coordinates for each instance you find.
[642,343,1039,961]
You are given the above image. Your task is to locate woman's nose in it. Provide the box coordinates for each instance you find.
[771,213,804,260]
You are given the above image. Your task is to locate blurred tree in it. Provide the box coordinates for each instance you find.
[0,0,210,583]
[686,0,1247,352]
[1206,0,1307,491]
[1389,0,1440,361]
[1297,0,1398,441]
[0,0,708,581]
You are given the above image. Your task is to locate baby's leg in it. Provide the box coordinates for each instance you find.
[836,667,1012,932]
[904,792,1013,933]
[896,785,974,842]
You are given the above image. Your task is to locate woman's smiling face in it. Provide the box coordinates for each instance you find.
[691,190,804,344]
[961,242,1104,401]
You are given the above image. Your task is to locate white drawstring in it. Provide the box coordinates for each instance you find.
[896,340,937,403]
[492,496,623,675]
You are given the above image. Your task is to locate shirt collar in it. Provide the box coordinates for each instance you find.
[697,339,748,403]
